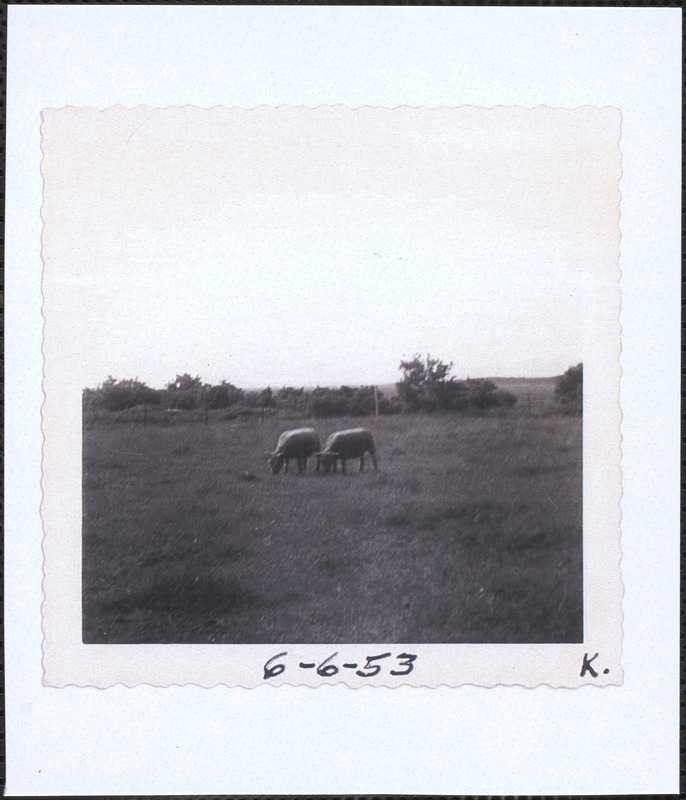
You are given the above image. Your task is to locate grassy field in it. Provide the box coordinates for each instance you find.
[83,407,582,644]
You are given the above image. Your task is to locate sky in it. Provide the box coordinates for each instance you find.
[41,105,621,389]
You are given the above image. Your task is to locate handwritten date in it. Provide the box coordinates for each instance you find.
[263,651,417,680]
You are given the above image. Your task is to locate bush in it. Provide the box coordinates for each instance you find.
[243,388,276,409]
[276,387,308,413]
[348,386,377,417]
[377,394,402,415]
[555,364,582,414]
[206,382,244,410]
[396,355,517,414]
[307,387,349,418]
[304,385,390,418]
[164,374,207,410]
[84,377,161,412]
[464,379,517,414]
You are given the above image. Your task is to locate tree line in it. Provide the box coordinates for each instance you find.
[82,375,401,417]
[82,356,582,418]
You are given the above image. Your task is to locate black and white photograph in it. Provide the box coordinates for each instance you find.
[38,104,623,684]
[7,6,679,796]
[71,107,597,648]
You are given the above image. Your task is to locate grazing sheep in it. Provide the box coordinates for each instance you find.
[268,428,321,474]
[316,428,378,474]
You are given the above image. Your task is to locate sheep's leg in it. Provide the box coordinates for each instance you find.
[359,453,365,472]
[341,458,347,474]
[284,459,289,474]
[371,452,378,471]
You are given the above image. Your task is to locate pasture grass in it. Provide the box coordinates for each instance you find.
[83,411,582,643]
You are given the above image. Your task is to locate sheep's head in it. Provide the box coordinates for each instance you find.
[268,453,284,474]
[317,452,337,474]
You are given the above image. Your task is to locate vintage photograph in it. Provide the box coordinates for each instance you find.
[83,366,583,646]
[11,7,678,795]
[41,105,622,685]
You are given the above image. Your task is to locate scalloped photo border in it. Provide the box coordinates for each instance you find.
[40,105,623,688]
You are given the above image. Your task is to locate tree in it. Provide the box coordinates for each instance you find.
[89,377,160,411]
[166,373,205,393]
[397,354,518,414]
[307,386,348,418]
[276,387,307,413]
[259,387,276,408]
[348,385,377,416]
[206,381,244,409]
[164,374,207,410]
[397,354,456,412]
[243,386,277,409]
[555,363,583,414]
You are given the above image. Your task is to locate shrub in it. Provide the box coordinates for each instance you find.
[164,374,207,410]
[84,377,161,412]
[396,355,517,414]
[554,364,582,415]
[206,382,244,410]
[307,387,348,418]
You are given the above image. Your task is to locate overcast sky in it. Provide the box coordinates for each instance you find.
[42,105,620,389]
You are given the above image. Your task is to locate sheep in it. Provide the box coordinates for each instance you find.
[268,428,321,474]
[316,428,378,474]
